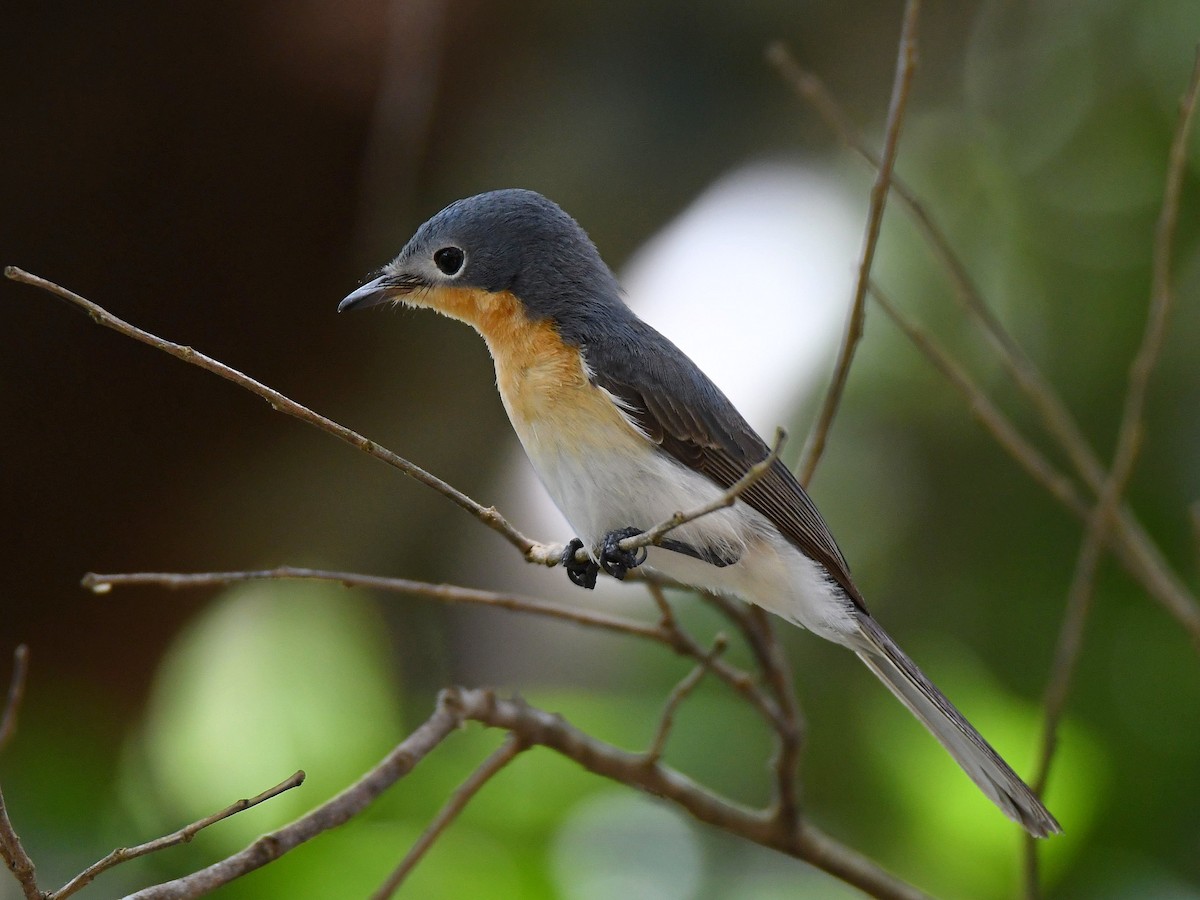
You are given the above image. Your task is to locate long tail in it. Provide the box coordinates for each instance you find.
[854,615,1061,838]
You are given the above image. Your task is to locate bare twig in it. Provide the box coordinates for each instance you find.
[695,594,805,827]
[771,46,1200,645]
[797,0,921,485]
[620,428,788,555]
[1023,49,1200,899]
[3,266,556,564]
[0,646,29,754]
[644,636,727,765]
[51,771,306,900]
[83,566,668,644]
[871,283,1200,645]
[0,646,39,900]
[117,689,926,900]
[869,284,1084,512]
[454,688,927,900]
[0,789,40,900]
[645,583,785,729]
[124,696,463,900]
[371,735,526,900]
[0,648,39,900]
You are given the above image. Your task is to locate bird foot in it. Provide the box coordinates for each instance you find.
[561,538,598,590]
[598,526,647,581]
[560,527,648,588]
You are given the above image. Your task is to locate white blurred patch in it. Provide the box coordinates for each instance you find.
[454,162,861,680]
[550,792,703,900]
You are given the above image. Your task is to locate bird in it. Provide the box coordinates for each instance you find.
[339,188,1061,838]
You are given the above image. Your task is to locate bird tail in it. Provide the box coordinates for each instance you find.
[853,615,1061,838]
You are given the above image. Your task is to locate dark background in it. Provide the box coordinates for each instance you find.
[3,1,1199,897]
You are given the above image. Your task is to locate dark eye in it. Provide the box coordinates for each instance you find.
[433,246,465,276]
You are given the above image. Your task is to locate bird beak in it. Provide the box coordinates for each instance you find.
[338,275,394,312]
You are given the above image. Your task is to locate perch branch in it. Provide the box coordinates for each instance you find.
[371,735,526,899]
[618,427,788,555]
[50,771,306,900]
[797,0,921,485]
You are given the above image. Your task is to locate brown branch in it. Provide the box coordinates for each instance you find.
[0,646,29,755]
[453,688,927,900]
[1023,48,1200,899]
[695,594,806,828]
[3,266,556,565]
[50,772,306,900]
[870,283,1200,646]
[0,646,40,900]
[0,788,40,900]
[82,567,668,644]
[643,635,727,765]
[796,0,921,485]
[371,735,526,900]
[618,428,787,555]
[645,583,785,729]
[772,46,1200,646]
[124,696,463,900]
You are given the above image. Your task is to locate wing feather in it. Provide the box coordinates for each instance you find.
[583,322,864,607]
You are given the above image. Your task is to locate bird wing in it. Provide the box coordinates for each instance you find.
[584,322,864,607]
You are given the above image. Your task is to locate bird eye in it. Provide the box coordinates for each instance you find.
[433,246,465,276]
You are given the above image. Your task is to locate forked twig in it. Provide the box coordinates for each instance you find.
[771,44,1200,645]
[51,772,306,900]
[1023,48,1200,900]
[371,735,526,899]
[797,0,922,485]
[644,636,727,764]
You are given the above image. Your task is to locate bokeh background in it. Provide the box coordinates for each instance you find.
[3,1,1199,897]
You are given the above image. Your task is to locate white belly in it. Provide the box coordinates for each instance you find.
[516,423,860,646]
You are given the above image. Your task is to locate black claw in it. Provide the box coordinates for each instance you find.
[599,526,648,581]
[561,537,598,590]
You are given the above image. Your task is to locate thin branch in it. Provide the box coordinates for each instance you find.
[870,284,1084,513]
[747,608,806,829]
[871,283,1200,646]
[124,696,463,900]
[643,636,727,765]
[83,566,669,644]
[618,427,788,554]
[453,688,927,900]
[3,266,556,565]
[695,594,806,828]
[771,47,1200,645]
[1023,48,1200,898]
[371,735,526,900]
[0,646,40,900]
[0,646,29,754]
[50,772,306,900]
[797,0,921,485]
[645,583,785,729]
[0,788,40,900]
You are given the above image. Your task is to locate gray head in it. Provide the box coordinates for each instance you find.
[339,190,628,344]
